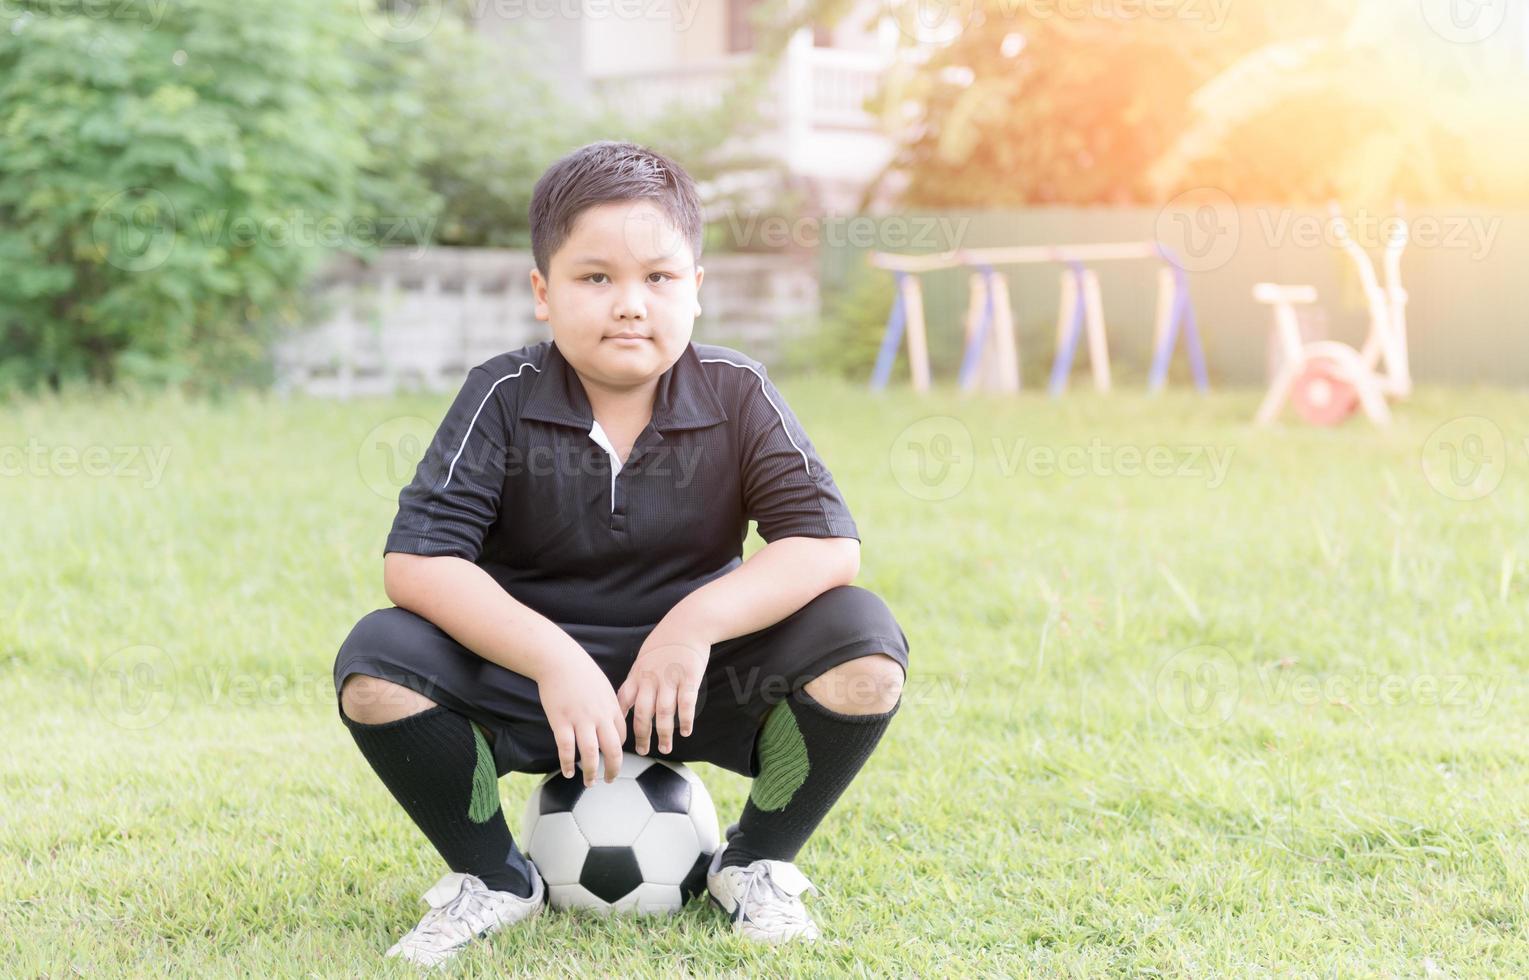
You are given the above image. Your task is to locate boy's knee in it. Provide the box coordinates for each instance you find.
[334,608,429,724]
[819,586,907,647]
[339,673,438,725]
[805,653,905,714]
[805,584,910,679]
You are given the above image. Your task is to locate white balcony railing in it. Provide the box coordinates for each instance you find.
[805,47,886,130]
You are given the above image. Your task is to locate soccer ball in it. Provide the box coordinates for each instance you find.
[521,754,721,914]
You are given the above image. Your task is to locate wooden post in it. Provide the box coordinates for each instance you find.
[990,272,1020,392]
[901,273,931,393]
[1081,269,1112,392]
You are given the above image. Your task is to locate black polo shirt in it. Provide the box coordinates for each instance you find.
[384,339,859,628]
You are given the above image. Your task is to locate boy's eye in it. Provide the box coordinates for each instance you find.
[582,272,672,284]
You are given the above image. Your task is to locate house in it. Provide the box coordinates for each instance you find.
[471,0,909,214]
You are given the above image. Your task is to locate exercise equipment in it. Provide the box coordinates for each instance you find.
[1253,205,1411,426]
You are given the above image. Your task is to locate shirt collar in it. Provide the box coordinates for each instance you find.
[518,338,729,433]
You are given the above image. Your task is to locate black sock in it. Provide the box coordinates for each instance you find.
[342,703,533,898]
[720,688,901,870]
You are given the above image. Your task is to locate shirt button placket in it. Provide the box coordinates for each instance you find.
[609,471,626,531]
[610,425,663,533]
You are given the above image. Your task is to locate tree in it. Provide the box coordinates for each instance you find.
[371,0,836,252]
[862,4,1236,207]
[854,0,1528,209]
[0,0,420,394]
[1151,0,1529,207]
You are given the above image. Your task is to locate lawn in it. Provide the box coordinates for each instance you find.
[3,376,1528,976]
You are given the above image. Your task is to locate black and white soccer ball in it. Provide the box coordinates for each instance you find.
[521,754,721,914]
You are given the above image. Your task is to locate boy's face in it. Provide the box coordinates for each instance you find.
[531,199,703,396]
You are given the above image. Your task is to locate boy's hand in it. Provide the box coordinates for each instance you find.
[616,635,710,756]
[536,649,627,787]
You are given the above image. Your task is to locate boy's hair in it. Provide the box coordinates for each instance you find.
[528,140,704,278]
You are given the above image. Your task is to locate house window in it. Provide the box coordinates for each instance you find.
[727,0,762,52]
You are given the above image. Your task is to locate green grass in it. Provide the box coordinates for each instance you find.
[3,378,1528,977]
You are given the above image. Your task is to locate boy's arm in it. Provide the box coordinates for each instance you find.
[384,553,581,682]
[649,536,859,647]
[619,535,857,755]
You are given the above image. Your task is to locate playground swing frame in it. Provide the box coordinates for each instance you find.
[867,243,1210,396]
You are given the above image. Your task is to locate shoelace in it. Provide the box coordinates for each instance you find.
[736,865,814,932]
[409,881,495,948]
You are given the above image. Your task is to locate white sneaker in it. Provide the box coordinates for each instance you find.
[706,822,822,944]
[385,862,546,968]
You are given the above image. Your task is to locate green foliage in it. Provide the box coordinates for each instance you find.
[0,0,848,393]
[0,0,411,394]
[794,262,896,381]
[374,1,809,251]
[368,15,586,249]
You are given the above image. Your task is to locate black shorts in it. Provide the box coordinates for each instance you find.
[333,585,911,779]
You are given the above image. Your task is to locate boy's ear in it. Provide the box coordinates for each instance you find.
[693,264,704,317]
[530,267,549,321]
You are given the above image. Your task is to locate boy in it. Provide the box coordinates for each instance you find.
[333,141,910,967]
